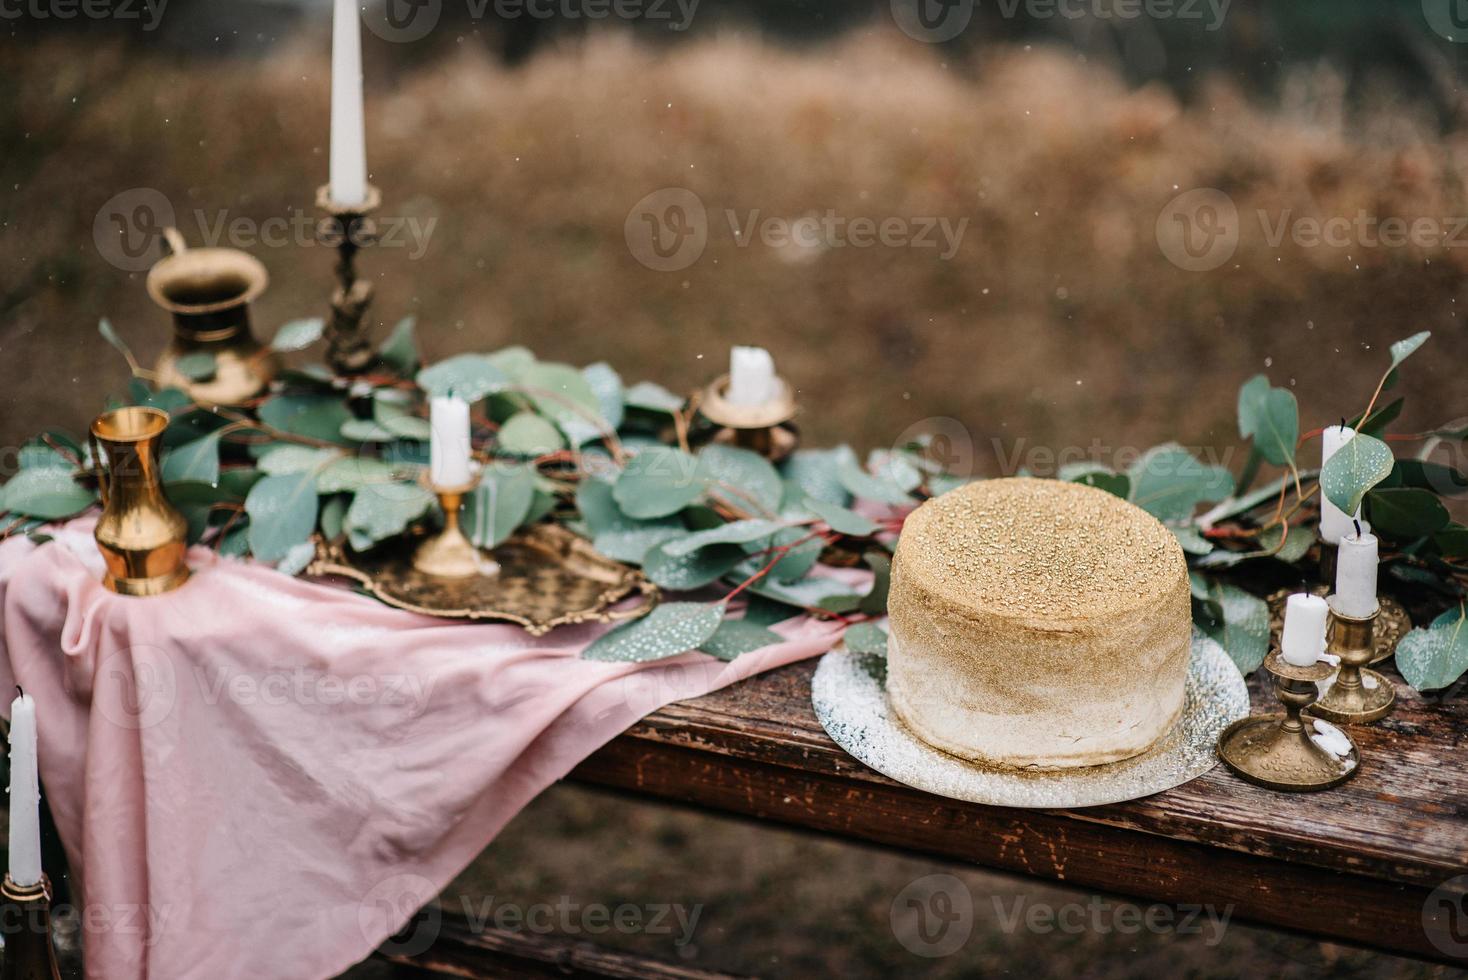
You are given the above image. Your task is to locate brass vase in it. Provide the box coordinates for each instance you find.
[90,407,191,596]
[147,228,277,406]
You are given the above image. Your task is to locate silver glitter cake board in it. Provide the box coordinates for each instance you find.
[812,630,1248,809]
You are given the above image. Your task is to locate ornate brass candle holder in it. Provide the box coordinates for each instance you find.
[90,407,191,596]
[316,184,382,376]
[413,474,501,580]
[1267,585,1408,665]
[697,373,799,462]
[1216,649,1360,792]
[1310,599,1396,724]
[1,874,62,980]
[147,228,278,406]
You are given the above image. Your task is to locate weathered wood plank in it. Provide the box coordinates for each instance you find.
[569,657,1468,965]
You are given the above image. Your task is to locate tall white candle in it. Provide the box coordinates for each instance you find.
[1281,593,1329,666]
[1320,424,1360,544]
[1333,525,1380,618]
[429,396,472,488]
[329,0,368,208]
[727,346,776,407]
[7,691,42,888]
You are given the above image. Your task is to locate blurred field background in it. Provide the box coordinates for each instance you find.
[2,0,1467,976]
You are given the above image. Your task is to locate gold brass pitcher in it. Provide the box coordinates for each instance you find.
[147,228,278,406]
[90,407,191,596]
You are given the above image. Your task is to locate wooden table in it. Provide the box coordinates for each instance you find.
[569,656,1468,966]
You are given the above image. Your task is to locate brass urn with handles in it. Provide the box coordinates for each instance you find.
[147,228,278,406]
[90,407,191,596]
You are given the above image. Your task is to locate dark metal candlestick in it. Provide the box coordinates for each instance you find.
[697,373,800,463]
[1,875,62,980]
[316,184,381,376]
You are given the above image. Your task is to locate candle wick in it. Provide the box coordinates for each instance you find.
[1352,519,1361,538]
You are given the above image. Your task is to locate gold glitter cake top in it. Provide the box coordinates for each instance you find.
[896,477,1186,622]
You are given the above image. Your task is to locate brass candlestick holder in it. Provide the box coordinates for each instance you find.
[1,874,62,980]
[1310,599,1395,724]
[413,474,500,579]
[696,373,799,462]
[316,184,382,376]
[1216,649,1360,791]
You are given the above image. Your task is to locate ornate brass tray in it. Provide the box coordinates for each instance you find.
[307,523,658,636]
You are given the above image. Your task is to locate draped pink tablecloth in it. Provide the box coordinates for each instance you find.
[0,520,849,980]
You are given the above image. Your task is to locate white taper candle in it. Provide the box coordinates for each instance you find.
[7,690,42,888]
[1281,592,1329,667]
[1334,524,1380,618]
[727,346,776,407]
[1319,424,1360,544]
[429,396,472,488]
[330,0,368,208]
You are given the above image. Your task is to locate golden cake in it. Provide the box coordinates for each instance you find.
[886,477,1191,770]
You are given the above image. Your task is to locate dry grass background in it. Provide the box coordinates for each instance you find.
[2,18,1467,979]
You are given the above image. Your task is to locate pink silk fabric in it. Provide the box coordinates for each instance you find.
[0,521,849,979]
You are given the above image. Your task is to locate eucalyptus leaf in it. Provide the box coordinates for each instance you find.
[1127,444,1233,523]
[270,318,326,353]
[804,498,878,536]
[593,525,687,564]
[1434,524,1468,557]
[1257,522,1313,564]
[1320,433,1393,516]
[344,483,435,547]
[161,431,222,486]
[317,457,396,494]
[416,354,508,401]
[1192,580,1269,675]
[174,351,218,382]
[623,381,685,414]
[257,445,341,476]
[340,418,397,443]
[578,362,625,441]
[860,550,892,616]
[485,345,537,380]
[698,444,784,516]
[0,468,94,520]
[98,318,134,363]
[1388,330,1431,370]
[378,317,419,375]
[582,601,725,663]
[770,530,823,583]
[1395,605,1468,692]
[1348,396,1404,439]
[613,447,703,519]
[275,541,317,577]
[244,472,319,561]
[781,449,852,506]
[740,573,857,610]
[1058,462,1130,499]
[844,621,890,656]
[1366,488,1450,539]
[1171,525,1214,556]
[463,464,536,548]
[519,362,604,441]
[1237,375,1299,467]
[836,447,914,506]
[497,412,564,456]
[259,394,353,446]
[701,619,782,661]
[643,541,747,590]
[662,519,786,557]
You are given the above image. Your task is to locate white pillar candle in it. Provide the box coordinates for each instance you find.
[727,346,776,407]
[7,691,42,888]
[1319,424,1361,544]
[1281,592,1329,666]
[1333,525,1380,618]
[429,396,472,488]
[329,0,368,208]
